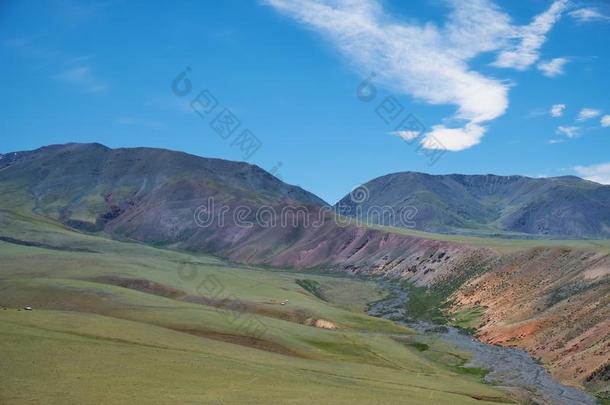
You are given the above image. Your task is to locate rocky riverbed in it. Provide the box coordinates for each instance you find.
[367,284,598,405]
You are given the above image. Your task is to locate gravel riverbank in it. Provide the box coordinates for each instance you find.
[367,284,598,405]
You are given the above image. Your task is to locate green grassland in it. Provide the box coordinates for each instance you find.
[450,306,487,334]
[367,222,610,253]
[0,208,515,404]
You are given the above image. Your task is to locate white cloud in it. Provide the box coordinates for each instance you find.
[421,123,485,151]
[548,138,566,144]
[574,163,610,184]
[493,0,568,70]
[550,103,566,117]
[601,115,610,127]
[442,0,513,59]
[568,8,610,23]
[577,108,601,121]
[537,57,568,77]
[55,66,107,93]
[391,130,420,141]
[557,126,581,138]
[266,0,568,152]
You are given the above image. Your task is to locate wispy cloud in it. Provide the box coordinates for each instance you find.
[4,37,30,49]
[557,125,581,138]
[7,37,109,95]
[574,162,610,184]
[55,66,107,93]
[601,115,610,127]
[550,103,566,117]
[568,7,610,23]
[265,0,567,152]
[3,36,60,60]
[390,130,420,142]
[537,57,568,77]
[577,108,601,121]
[55,1,110,24]
[493,0,568,70]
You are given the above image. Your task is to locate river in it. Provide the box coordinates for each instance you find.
[367,283,598,405]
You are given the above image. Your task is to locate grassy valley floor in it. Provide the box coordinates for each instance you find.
[0,208,514,404]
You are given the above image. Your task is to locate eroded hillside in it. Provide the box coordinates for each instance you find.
[450,247,610,392]
[1,143,608,396]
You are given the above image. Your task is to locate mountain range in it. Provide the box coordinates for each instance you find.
[335,171,610,238]
[3,143,610,241]
[1,143,608,392]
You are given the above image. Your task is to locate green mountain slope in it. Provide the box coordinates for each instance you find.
[335,172,610,238]
[0,208,512,405]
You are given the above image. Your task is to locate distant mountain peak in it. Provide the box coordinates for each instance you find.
[2,143,608,239]
[336,171,610,238]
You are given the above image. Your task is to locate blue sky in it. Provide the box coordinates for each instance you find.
[1,0,609,203]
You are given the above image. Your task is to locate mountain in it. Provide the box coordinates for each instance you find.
[334,172,610,238]
[0,143,608,392]
[0,142,325,231]
[0,143,483,275]
[6,144,609,241]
